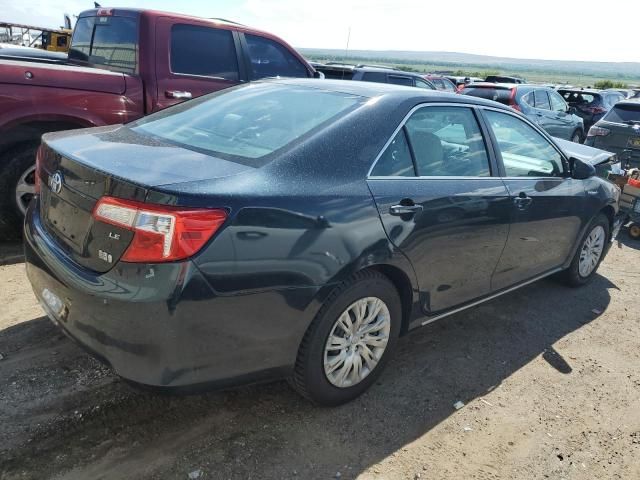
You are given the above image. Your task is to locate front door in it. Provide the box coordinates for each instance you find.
[153,18,244,112]
[367,105,511,313]
[481,108,587,290]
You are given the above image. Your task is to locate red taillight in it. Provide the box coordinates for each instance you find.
[93,196,227,262]
[586,106,607,114]
[35,145,44,194]
[96,8,113,16]
[508,88,521,112]
[587,126,610,137]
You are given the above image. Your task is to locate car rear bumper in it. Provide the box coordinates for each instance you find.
[24,202,318,389]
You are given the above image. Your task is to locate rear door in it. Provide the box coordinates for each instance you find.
[153,18,245,111]
[367,105,511,313]
[481,108,587,290]
[531,89,555,134]
[548,89,577,139]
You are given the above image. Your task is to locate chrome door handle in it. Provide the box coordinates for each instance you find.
[165,90,192,99]
[390,204,423,215]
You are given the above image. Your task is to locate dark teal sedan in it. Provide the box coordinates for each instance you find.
[25,79,619,405]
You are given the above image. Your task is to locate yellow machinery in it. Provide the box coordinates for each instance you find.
[0,21,72,52]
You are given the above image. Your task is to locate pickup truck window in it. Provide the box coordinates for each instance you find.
[245,34,309,80]
[68,16,138,74]
[170,24,239,80]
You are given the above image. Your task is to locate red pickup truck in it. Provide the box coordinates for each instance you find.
[0,8,316,238]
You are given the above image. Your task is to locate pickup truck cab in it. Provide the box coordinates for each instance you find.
[0,8,316,238]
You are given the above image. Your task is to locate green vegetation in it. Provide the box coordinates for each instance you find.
[302,49,640,87]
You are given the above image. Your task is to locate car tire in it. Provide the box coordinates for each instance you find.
[561,213,609,287]
[570,129,582,143]
[290,270,402,406]
[629,224,640,239]
[0,142,38,240]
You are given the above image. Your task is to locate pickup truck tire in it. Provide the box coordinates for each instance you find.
[0,142,38,240]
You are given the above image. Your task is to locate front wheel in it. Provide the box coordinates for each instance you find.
[290,271,402,406]
[561,214,609,287]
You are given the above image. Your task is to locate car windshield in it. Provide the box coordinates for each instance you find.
[68,16,138,74]
[603,104,640,124]
[132,83,363,161]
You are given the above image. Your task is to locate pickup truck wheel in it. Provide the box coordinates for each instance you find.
[0,143,38,240]
[290,270,401,406]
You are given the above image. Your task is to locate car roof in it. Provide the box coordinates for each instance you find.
[267,78,515,109]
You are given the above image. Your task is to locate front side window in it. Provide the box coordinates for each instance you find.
[485,110,565,177]
[415,78,434,90]
[245,34,309,80]
[405,107,491,176]
[370,130,415,177]
[534,90,551,110]
[133,83,362,162]
[69,16,138,73]
[171,25,239,80]
[361,72,387,83]
[388,76,413,87]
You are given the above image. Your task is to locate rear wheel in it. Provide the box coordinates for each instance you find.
[290,271,402,405]
[0,143,38,240]
[561,214,609,286]
[629,224,640,239]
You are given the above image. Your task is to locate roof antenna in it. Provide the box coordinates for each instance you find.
[94,2,101,7]
[344,26,351,59]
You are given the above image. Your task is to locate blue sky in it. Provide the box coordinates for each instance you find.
[1,0,638,63]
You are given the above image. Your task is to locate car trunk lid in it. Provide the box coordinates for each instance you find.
[37,125,252,272]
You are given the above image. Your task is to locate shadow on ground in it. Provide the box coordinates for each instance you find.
[0,274,615,479]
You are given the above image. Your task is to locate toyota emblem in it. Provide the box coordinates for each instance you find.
[49,171,63,194]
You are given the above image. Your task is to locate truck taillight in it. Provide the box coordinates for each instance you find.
[35,145,44,194]
[96,8,113,16]
[587,126,610,137]
[93,197,227,262]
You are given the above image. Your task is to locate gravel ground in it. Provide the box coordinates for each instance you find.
[1,234,639,480]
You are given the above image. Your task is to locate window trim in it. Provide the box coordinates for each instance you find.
[168,23,244,82]
[477,105,570,179]
[367,103,498,179]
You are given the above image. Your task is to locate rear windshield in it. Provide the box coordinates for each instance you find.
[560,91,599,105]
[462,86,513,104]
[603,104,640,124]
[132,83,363,162]
[69,16,138,73]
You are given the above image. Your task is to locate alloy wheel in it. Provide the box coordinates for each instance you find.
[579,225,605,277]
[15,165,36,216]
[323,297,391,388]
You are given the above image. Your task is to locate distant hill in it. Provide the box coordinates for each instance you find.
[299,48,640,83]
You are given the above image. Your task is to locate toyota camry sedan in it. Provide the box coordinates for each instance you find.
[25,79,619,405]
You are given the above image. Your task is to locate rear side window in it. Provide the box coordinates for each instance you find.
[549,91,568,112]
[533,90,551,110]
[485,110,564,177]
[370,130,415,177]
[170,25,239,80]
[604,104,640,124]
[133,83,362,162]
[361,72,387,83]
[69,16,138,73]
[462,87,514,105]
[245,34,309,80]
[405,107,490,177]
[415,78,434,90]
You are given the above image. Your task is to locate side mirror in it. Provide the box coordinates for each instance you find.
[313,70,325,79]
[570,157,596,180]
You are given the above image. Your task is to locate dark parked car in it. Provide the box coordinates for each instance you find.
[585,100,640,168]
[26,79,619,405]
[461,83,584,141]
[484,75,525,84]
[423,74,457,93]
[558,89,625,131]
[314,64,435,89]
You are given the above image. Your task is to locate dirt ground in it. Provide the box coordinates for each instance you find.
[1,235,639,480]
